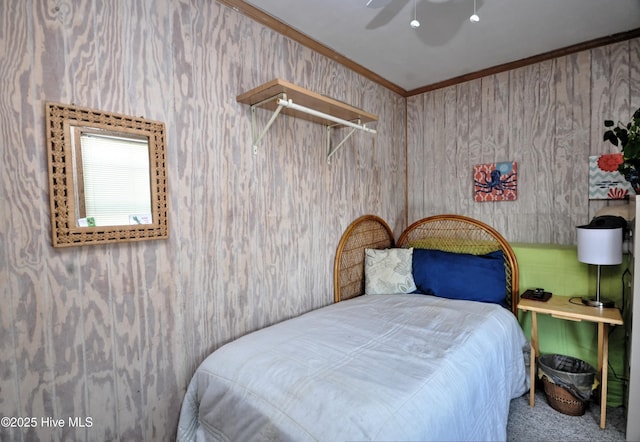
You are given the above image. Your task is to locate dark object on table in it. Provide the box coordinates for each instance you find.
[521,288,552,302]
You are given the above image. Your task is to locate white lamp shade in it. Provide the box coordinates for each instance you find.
[576,227,623,265]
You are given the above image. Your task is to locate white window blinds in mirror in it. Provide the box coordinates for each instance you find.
[77,133,152,227]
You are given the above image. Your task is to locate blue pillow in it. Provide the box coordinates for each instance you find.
[412,248,507,306]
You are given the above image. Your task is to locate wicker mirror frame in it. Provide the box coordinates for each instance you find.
[45,102,168,247]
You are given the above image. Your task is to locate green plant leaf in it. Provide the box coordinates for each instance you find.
[626,141,640,158]
[618,163,628,175]
[604,130,618,146]
[604,120,615,127]
[613,127,629,146]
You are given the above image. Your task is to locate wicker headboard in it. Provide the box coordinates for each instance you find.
[333,215,394,303]
[334,214,519,315]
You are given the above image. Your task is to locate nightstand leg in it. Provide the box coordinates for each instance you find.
[599,322,609,429]
[530,311,538,407]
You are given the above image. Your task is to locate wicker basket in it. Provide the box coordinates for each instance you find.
[542,376,588,416]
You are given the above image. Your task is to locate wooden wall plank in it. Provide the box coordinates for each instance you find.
[568,51,592,234]
[535,60,556,243]
[455,82,470,215]
[80,252,117,441]
[405,93,424,221]
[610,41,631,118]
[442,86,458,214]
[466,79,483,217]
[550,56,573,244]
[494,72,512,234]
[507,66,528,231]
[172,0,208,377]
[1,1,61,440]
[0,2,30,440]
[632,39,640,111]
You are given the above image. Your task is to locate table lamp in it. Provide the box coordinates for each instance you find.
[576,221,623,308]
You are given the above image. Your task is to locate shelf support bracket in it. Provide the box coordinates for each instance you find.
[326,121,359,164]
[250,93,286,154]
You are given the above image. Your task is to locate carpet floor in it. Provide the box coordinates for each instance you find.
[507,390,627,441]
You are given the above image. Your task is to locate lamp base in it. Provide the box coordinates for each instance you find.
[581,296,615,308]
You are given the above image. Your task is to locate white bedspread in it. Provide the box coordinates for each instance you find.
[177,294,528,441]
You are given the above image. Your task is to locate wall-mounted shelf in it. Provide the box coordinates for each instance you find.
[237,79,377,162]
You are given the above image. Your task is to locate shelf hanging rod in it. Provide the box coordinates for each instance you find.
[276,98,377,134]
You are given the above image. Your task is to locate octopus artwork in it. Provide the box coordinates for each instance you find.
[474,162,518,202]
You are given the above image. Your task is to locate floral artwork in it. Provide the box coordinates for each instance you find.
[588,153,633,199]
[473,162,518,202]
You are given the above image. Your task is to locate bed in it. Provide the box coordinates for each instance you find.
[177,214,528,441]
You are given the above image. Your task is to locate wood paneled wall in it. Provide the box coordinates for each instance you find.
[408,38,640,244]
[0,1,405,440]
[2,0,639,440]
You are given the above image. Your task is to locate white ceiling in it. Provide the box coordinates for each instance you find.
[243,0,640,92]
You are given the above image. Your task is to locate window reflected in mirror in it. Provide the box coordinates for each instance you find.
[72,129,152,227]
[46,102,168,247]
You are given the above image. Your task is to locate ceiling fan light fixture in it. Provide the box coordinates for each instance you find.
[470,0,479,22]
[410,0,420,28]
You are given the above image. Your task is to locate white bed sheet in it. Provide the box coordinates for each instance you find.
[177,294,528,441]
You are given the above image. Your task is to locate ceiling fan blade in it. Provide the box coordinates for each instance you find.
[366,0,410,29]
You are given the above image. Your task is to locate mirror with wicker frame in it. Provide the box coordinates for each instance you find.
[45,102,168,247]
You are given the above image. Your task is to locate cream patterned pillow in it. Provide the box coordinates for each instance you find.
[364,248,417,295]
